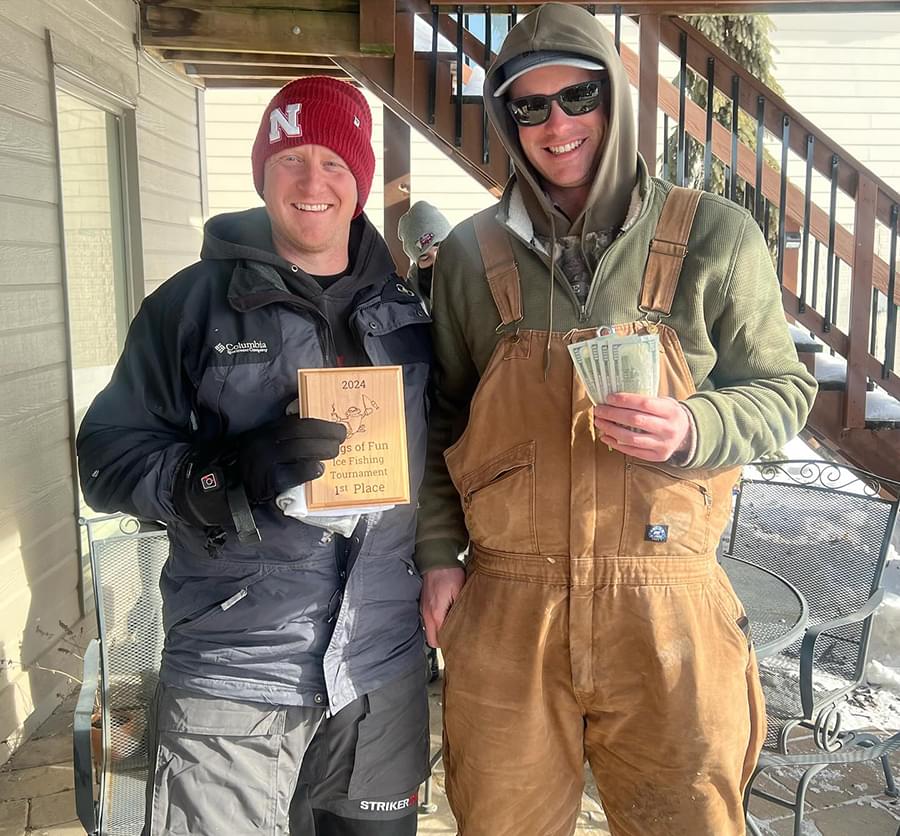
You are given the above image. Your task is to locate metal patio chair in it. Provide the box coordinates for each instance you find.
[725,460,900,835]
[73,514,169,836]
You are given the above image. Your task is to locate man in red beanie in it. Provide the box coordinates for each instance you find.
[77,77,432,836]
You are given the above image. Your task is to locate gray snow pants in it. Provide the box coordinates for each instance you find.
[142,665,429,835]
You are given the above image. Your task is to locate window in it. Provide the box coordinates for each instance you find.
[55,78,138,610]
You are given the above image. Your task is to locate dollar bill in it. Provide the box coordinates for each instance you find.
[610,336,658,397]
[567,341,603,405]
[568,331,660,405]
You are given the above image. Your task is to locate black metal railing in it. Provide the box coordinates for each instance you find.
[413,5,899,424]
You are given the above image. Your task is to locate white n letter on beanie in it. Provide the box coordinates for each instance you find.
[269,103,302,142]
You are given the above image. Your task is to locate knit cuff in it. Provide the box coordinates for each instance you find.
[414,538,465,573]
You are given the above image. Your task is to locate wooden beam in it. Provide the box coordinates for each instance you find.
[360,0,395,56]
[845,175,878,428]
[141,5,363,56]
[383,10,414,273]
[160,51,337,68]
[423,0,900,10]
[205,75,360,90]
[184,64,347,77]
[384,111,411,272]
[144,0,357,9]
[637,15,660,176]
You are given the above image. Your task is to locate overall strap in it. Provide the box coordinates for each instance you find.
[639,186,703,317]
[473,210,524,327]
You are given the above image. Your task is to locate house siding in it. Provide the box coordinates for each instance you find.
[0,0,203,763]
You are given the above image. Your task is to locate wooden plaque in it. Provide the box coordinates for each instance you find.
[298,366,410,512]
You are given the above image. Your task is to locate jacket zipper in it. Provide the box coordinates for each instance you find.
[499,186,656,326]
[579,182,658,323]
[627,460,712,507]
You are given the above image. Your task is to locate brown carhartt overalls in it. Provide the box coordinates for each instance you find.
[438,188,766,836]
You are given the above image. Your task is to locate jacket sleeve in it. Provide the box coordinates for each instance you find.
[681,214,818,470]
[76,289,199,523]
[414,232,478,573]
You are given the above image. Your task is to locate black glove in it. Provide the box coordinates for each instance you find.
[173,416,347,529]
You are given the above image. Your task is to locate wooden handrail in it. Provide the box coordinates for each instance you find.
[380,8,899,419]
[662,16,900,229]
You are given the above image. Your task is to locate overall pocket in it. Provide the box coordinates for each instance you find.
[448,441,538,555]
[621,460,712,555]
[709,564,754,653]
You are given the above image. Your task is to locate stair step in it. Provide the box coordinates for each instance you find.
[812,354,900,428]
[814,352,848,391]
[789,324,823,354]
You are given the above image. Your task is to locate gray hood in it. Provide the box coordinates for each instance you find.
[484,3,638,237]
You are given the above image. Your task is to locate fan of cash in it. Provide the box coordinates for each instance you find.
[567,329,660,406]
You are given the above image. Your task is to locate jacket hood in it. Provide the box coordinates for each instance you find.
[200,207,396,288]
[484,3,638,237]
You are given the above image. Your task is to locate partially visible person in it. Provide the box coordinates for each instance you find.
[398,200,451,307]
[77,76,431,836]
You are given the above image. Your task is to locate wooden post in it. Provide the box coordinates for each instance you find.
[383,11,413,274]
[638,15,660,176]
[845,175,878,429]
[360,0,396,56]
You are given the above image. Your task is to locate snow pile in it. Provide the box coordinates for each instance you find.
[866,545,900,693]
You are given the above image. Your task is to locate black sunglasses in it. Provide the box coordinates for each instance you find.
[506,79,605,127]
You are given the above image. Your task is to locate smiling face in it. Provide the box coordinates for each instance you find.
[263,144,358,274]
[508,64,608,215]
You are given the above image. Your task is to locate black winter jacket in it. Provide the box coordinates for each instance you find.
[77,208,431,709]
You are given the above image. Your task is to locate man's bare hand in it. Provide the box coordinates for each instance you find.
[420,566,466,648]
[593,393,693,462]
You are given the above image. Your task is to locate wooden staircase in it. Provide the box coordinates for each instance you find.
[140,1,900,483]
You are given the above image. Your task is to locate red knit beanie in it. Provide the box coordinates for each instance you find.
[251,77,375,218]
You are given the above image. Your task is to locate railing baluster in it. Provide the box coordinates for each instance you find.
[885,204,899,377]
[506,13,514,181]
[428,5,438,125]
[454,5,463,147]
[614,5,622,53]
[482,6,491,165]
[764,199,771,248]
[777,115,790,285]
[812,239,821,316]
[677,32,687,187]
[703,57,714,192]
[824,154,839,333]
[832,257,841,330]
[870,286,879,389]
[755,96,765,227]
[870,287,879,359]
[663,113,670,183]
[799,134,814,313]
[730,75,739,202]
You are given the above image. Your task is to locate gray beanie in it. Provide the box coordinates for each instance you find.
[397,201,452,262]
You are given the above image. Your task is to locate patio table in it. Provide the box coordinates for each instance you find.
[721,554,809,659]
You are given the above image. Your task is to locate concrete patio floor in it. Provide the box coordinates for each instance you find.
[1,681,898,835]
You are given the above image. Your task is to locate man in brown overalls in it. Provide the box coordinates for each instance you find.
[414,5,818,835]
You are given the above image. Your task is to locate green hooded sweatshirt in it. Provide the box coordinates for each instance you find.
[414,3,818,572]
